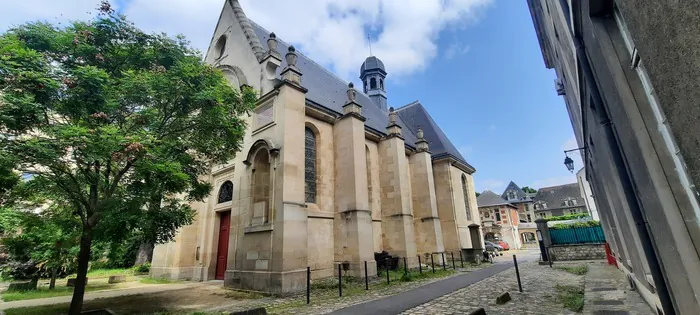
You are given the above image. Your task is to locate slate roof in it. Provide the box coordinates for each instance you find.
[532,183,585,211]
[249,22,418,147]
[477,190,513,208]
[361,56,386,74]
[501,181,528,202]
[395,101,469,165]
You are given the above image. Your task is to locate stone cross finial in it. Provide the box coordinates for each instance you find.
[267,32,278,53]
[347,82,356,102]
[416,126,429,152]
[388,107,397,124]
[286,46,298,67]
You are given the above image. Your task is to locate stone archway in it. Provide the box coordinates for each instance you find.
[521,232,537,244]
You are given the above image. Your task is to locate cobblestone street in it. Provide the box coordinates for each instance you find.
[402,260,583,315]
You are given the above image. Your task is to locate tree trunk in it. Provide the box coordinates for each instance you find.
[49,268,57,289]
[68,228,92,315]
[134,241,154,265]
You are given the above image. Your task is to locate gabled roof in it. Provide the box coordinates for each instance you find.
[248,22,418,147]
[395,101,471,167]
[533,183,585,210]
[477,190,513,208]
[501,181,526,201]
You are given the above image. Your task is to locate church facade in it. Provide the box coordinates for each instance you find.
[151,0,481,294]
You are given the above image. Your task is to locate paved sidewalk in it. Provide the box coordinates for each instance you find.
[583,262,655,315]
[0,281,208,311]
[330,263,515,315]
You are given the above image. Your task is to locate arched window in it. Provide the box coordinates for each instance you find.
[380,79,384,90]
[461,174,472,220]
[215,35,227,59]
[366,146,372,209]
[304,127,316,203]
[218,181,233,203]
[370,77,377,89]
[252,148,271,223]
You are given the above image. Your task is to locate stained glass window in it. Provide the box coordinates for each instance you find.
[462,174,472,220]
[305,127,316,203]
[218,181,233,203]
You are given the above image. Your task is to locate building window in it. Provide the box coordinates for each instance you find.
[217,181,233,203]
[494,209,501,222]
[527,214,532,222]
[380,79,384,90]
[304,127,317,203]
[215,35,226,59]
[366,146,373,210]
[251,148,271,224]
[461,174,472,220]
[370,77,377,89]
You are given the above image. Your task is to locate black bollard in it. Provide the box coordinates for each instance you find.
[431,254,435,273]
[418,255,422,274]
[451,252,456,269]
[338,264,342,297]
[403,257,408,275]
[513,255,522,292]
[459,250,464,268]
[441,252,446,270]
[386,258,390,284]
[306,266,311,304]
[364,261,369,290]
[547,247,553,268]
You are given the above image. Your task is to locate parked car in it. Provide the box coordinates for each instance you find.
[496,240,510,251]
[484,241,504,255]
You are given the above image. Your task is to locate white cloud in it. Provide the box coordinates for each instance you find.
[2,0,492,81]
[476,179,505,193]
[130,0,492,80]
[444,42,470,60]
[0,0,108,32]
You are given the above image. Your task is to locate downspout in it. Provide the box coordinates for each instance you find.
[573,34,675,315]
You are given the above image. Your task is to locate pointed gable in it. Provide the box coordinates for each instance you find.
[501,181,528,201]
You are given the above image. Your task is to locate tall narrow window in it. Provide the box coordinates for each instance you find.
[461,174,472,220]
[251,149,271,224]
[218,181,233,203]
[366,146,373,209]
[370,77,377,89]
[305,127,316,203]
[380,79,384,90]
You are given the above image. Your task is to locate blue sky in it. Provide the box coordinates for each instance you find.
[1,0,582,193]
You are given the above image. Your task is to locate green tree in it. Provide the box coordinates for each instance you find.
[0,2,256,313]
[521,186,537,194]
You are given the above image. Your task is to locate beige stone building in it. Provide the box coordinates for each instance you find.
[151,0,481,294]
[476,191,521,250]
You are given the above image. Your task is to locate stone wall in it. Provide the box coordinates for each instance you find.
[550,244,606,261]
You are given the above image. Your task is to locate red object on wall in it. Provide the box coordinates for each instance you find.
[215,211,231,280]
[604,243,618,267]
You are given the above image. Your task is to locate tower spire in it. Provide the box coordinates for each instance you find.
[367,34,373,56]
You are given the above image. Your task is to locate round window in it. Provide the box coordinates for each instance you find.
[215,35,227,59]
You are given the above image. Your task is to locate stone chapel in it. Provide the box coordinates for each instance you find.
[151,0,482,293]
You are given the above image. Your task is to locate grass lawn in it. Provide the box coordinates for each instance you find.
[140,277,181,284]
[555,265,589,275]
[1,283,115,302]
[555,284,585,312]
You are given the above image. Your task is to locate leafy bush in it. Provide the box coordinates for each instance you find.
[133,262,151,273]
[551,220,601,230]
[547,213,589,221]
[556,284,584,312]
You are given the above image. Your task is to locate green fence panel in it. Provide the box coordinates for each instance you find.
[550,226,605,245]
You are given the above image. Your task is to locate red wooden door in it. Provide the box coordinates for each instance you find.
[215,211,231,280]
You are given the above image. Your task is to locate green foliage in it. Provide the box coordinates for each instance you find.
[547,213,589,221]
[133,262,150,273]
[521,186,537,194]
[0,1,256,308]
[551,220,601,230]
[555,284,585,312]
[556,265,589,275]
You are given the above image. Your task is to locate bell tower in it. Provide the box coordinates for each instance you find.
[360,56,387,111]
